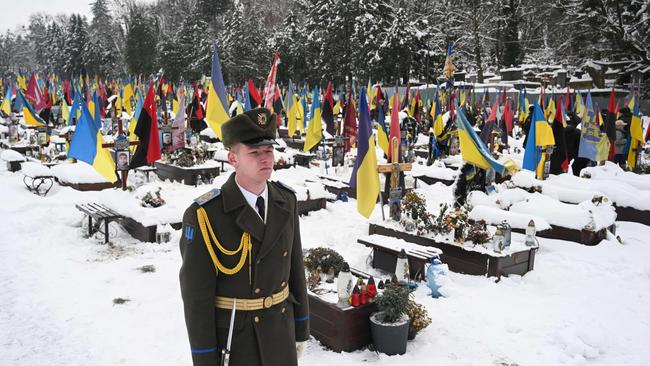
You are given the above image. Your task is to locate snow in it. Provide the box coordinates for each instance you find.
[21,162,53,178]
[1,149,25,162]
[469,205,552,231]
[1,143,650,366]
[510,193,616,231]
[411,162,458,181]
[50,162,110,183]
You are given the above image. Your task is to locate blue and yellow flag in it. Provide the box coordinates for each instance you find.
[627,93,644,169]
[455,104,508,174]
[67,96,117,183]
[286,80,298,138]
[16,90,46,127]
[204,45,230,140]
[1,86,11,116]
[349,87,379,218]
[577,93,608,164]
[304,87,322,152]
[523,104,555,177]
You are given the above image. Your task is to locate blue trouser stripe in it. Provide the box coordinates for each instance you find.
[295,315,309,322]
[191,346,219,354]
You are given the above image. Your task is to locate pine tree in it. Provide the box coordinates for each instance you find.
[125,4,159,76]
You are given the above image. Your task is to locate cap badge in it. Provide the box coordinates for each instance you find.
[257,113,267,126]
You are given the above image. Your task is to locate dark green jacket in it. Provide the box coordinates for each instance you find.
[179,173,309,366]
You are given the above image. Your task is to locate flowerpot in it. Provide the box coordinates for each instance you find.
[407,324,417,340]
[369,311,409,355]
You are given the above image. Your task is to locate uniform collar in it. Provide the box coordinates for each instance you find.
[235,176,268,223]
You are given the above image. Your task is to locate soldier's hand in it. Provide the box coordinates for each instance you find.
[296,341,306,359]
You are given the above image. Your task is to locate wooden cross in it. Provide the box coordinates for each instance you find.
[102,105,139,190]
[377,137,412,221]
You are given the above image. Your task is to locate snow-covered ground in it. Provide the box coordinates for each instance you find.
[1,151,650,366]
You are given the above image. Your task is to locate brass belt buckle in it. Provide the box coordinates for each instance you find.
[263,296,273,309]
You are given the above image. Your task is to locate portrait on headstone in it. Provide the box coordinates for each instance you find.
[116,150,130,171]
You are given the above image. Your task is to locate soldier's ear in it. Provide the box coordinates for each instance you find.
[227,149,238,166]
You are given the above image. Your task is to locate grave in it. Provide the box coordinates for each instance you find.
[154,160,220,186]
[357,234,442,281]
[368,223,537,278]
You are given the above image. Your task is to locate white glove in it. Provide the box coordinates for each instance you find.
[296,341,306,359]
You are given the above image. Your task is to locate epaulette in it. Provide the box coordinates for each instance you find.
[194,188,221,206]
[273,180,296,194]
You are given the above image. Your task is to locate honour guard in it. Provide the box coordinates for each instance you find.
[179,108,309,366]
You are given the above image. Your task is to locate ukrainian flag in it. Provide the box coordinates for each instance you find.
[522,104,555,177]
[349,87,379,218]
[376,92,390,156]
[1,87,11,116]
[16,90,46,127]
[204,46,230,140]
[455,104,508,174]
[304,87,322,152]
[286,81,298,138]
[627,94,644,169]
[67,96,117,183]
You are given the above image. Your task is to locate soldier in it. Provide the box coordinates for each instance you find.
[179,107,309,366]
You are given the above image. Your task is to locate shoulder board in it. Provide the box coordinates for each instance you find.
[273,181,296,194]
[194,188,221,206]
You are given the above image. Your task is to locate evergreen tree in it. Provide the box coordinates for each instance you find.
[64,14,90,76]
[125,4,159,76]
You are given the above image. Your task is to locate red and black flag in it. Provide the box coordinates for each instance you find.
[130,81,161,169]
[248,79,262,109]
[550,95,569,174]
[343,89,357,152]
[322,81,335,135]
[273,84,283,127]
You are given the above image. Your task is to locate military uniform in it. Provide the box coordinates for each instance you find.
[179,108,310,366]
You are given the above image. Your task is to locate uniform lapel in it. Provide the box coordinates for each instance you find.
[221,174,265,242]
[257,182,290,261]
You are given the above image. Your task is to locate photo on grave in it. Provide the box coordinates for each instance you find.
[116,150,130,171]
[37,128,48,146]
[163,132,172,146]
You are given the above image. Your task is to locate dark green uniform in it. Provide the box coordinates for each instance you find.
[179,173,310,366]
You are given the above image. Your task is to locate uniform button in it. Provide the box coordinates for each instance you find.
[281,281,286,287]
[283,251,288,257]
[256,259,261,265]
[282,307,286,313]
[254,288,261,294]
[254,316,260,323]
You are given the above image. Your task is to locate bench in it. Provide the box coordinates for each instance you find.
[75,203,123,244]
[21,162,55,196]
[357,234,442,281]
[135,166,158,182]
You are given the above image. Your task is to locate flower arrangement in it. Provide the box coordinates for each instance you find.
[141,187,166,208]
[401,191,434,235]
[466,220,491,245]
[374,284,411,323]
[303,247,347,282]
[405,299,431,339]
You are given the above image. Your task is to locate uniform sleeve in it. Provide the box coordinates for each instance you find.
[179,205,220,366]
[288,198,310,342]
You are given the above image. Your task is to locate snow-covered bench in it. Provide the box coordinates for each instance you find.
[358,234,442,281]
[1,149,25,172]
[75,202,124,244]
[21,162,55,196]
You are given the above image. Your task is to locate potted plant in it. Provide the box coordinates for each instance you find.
[370,284,411,355]
[405,299,431,340]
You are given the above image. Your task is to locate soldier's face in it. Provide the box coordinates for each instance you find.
[228,143,274,184]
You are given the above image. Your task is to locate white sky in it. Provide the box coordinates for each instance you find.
[0,0,155,33]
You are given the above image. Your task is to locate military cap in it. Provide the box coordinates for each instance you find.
[221,107,278,148]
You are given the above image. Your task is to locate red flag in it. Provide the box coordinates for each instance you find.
[263,51,279,109]
[388,88,401,162]
[413,91,421,124]
[486,100,498,122]
[504,99,514,134]
[343,90,356,152]
[193,84,203,120]
[26,74,44,111]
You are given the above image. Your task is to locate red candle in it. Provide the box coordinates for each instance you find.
[351,285,361,307]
